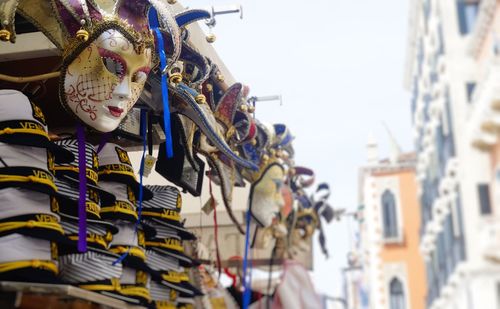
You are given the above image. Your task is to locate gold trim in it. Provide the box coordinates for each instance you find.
[0,260,58,274]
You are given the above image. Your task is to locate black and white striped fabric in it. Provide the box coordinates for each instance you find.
[177,297,195,305]
[54,176,102,208]
[0,234,55,263]
[0,188,56,220]
[142,219,178,239]
[150,280,175,301]
[59,251,122,283]
[54,139,95,170]
[60,220,108,236]
[143,185,179,210]
[146,249,180,272]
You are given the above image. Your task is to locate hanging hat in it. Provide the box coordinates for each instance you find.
[0,90,74,163]
[97,143,154,200]
[0,142,63,198]
[142,185,196,240]
[0,187,65,242]
[52,139,116,205]
[0,234,60,284]
[145,236,199,268]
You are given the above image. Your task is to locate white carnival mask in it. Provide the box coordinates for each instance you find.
[250,163,286,227]
[62,29,152,132]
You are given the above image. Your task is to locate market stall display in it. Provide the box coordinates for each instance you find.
[0,1,334,308]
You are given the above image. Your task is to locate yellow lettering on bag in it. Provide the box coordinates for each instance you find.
[86,169,98,183]
[116,200,134,211]
[92,153,99,169]
[165,238,181,247]
[50,197,60,213]
[50,242,58,259]
[169,289,177,301]
[35,214,57,223]
[86,202,100,217]
[33,170,53,181]
[47,152,55,170]
[116,147,132,165]
[88,189,100,204]
[162,209,180,221]
[138,230,145,246]
[136,271,148,285]
[127,186,136,204]
[20,121,44,131]
[176,195,182,209]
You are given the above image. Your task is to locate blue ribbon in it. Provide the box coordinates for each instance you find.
[150,8,174,159]
[242,210,252,308]
[113,110,147,265]
[76,123,87,253]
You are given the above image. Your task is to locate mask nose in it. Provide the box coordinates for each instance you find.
[113,78,131,101]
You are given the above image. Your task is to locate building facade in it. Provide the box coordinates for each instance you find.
[405,0,500,308]
[350,141,426,309]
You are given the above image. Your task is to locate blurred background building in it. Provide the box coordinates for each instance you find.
[403,0,500,308]
[346,138,426,309]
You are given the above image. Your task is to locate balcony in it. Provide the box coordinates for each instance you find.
[480,221,500,263]
[468,58,500,150]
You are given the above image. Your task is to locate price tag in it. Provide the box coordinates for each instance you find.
[202,197,218,215]
[143,154,157,177]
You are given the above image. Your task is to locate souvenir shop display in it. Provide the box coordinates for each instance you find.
[0,1,335,308]
[142,185,199,308]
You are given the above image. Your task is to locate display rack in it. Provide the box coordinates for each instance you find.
[0,281,146,309]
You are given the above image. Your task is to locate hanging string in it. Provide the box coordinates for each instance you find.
[96,132,111,154]
[242,209,252,309]
[147,111,154,156]
[149,8,173,158]
[113,109,147,265]
[209,178,222,280]
[76,123,87,252]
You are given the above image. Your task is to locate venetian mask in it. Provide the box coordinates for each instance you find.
[61,29,152,132]
[249,163,286,227]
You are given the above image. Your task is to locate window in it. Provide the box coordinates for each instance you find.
[478,183,492,215]
[382,190,399,239]
[456,0,480,35]
[466,82,476,103]
[390,278,406,309]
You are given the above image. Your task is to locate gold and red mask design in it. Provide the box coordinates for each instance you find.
[62,29,152,132]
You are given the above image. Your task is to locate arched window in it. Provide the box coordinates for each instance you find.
[389,278,405,309]
[382,190,398,238]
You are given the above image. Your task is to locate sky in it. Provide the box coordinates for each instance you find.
[191,0,413,298]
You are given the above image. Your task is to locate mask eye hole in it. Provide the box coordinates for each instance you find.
[273,179,283,192]
[99,48,126,79]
